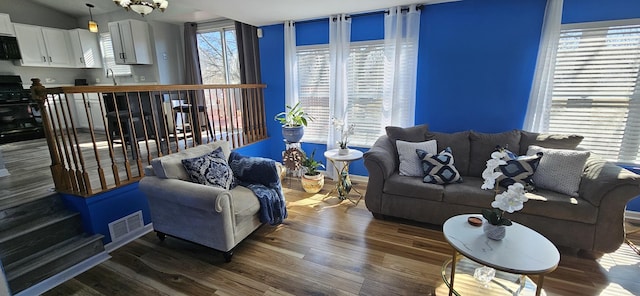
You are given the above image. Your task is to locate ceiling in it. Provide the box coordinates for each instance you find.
[30,0,458,26]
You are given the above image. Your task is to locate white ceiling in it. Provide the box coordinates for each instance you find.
[30,0,458,26]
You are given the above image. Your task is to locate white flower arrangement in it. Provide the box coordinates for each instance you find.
[481,147,528,226]
[331,117,355,149]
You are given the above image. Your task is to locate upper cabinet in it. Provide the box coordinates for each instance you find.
[0,13,15,36]
[13,24,73,67]
[69,29,103,68]
[108,19,153,65]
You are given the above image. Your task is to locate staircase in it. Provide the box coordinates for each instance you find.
[0,194,105,295]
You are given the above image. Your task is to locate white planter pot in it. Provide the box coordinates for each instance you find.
[483,223,506,240]
[301,173,324,193]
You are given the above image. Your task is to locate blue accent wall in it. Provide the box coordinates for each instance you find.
[61,183,151,244]
[258,0,640,174]
[417,0,545,133]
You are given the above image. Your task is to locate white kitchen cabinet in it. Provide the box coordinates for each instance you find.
[73,93,106,131]
[69,29,103,68]
[108,19,152,65]
[0,13,15,36]
[13,24,73,67]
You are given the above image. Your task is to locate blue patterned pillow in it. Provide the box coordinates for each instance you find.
[416,147,463,185]
[181,147,235,190]
[496,148,543,191]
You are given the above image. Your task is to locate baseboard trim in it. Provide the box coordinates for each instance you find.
[104,223,153,253]
[626,210,640,223]
[349,174,369,184]
[14,252,111,296]
[0,169,9,178]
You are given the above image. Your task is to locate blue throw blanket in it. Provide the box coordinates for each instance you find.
[229,152,287,225]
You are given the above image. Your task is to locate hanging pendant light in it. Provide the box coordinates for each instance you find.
[112,0,169,16]
[86,3,98,33]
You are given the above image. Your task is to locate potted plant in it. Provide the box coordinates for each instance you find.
[300,149,325,193]
[274,102,313,143]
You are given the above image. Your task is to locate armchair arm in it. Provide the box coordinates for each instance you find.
[579,155,640,207]
[139,176,232,212]
[139,176,236,251]
[363,135,397,214]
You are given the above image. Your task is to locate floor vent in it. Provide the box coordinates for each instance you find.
[108,211,143,242]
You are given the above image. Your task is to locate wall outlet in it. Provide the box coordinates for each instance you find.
[162,52,168,60]
[45,78,56,83]
[140,76,145,81]
[95,78,101,83]
[133,75,139,82]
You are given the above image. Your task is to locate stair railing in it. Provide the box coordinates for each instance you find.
[30,79,267,197]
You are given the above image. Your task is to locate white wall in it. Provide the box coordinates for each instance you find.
[0,2,89,86]
[0,2,185,87]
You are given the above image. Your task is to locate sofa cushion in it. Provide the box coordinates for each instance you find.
[425,131,471,176]
[496,152,543,191]
[522,189,598,224]
[417,147,463,184]
[468,130,521,177]
[442,177,598,224]
[527,145,589,197]
[151,141,231,180]
[181,147,235,190]
[385,125,429,160]
[384,174,444,201]
[519,131,583,155]
[397,139,437,177]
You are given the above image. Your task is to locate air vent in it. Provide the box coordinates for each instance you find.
[108,211,143,242]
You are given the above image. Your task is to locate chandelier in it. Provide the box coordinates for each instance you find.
[113,0,169,16]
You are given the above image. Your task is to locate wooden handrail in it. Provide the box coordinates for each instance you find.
[32,80,268,197]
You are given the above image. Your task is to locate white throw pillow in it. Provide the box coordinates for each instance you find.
[397,139,437,177]
[527,145,590,197]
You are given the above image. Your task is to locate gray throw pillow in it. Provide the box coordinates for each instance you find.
[181,147,235,190]
[396,139,437,177]
[527,145,590,197]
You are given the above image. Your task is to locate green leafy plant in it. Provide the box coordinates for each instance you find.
[274,102,314,127]
[301,149,324,176]
[481,209,513,226]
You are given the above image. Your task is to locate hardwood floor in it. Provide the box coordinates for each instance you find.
[2,137,640,295]
[43,180,640,296]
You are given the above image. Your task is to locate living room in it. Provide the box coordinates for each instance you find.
[1,0,640,295]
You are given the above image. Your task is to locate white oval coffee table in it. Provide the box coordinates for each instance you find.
[442,214,560,296]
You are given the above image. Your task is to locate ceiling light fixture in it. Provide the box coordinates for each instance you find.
[86,3,98,33]
[113,0,169,16]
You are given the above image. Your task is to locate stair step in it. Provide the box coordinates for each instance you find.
[5,233,105,294]
[0,194,66,233]
[0,210,82,266]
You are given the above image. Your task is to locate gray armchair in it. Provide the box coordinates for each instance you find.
[139,141,262,262]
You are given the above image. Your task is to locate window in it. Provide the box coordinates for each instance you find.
[197,24,240,84]
[298,41,385,146]
[98,33,132,76]
[549,19,640,164]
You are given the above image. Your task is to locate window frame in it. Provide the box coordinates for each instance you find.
[296,40,386,148]
[196,21,240,85]
[547,18,640,165]
[98,32,132,77]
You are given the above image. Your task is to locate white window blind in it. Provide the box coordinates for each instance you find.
[550,20,640,164]
[298,41,386,146]
[98,33,132,77]
[298,45,330,143]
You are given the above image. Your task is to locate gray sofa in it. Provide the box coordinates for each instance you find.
[363,125,640,254]
[139,141,263,262]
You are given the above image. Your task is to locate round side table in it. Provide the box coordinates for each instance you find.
[442,214,559,296]
[323,148,363,205]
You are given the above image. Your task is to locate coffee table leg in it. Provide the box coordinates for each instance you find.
[536,275,544,296]
[449,250,457,296]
